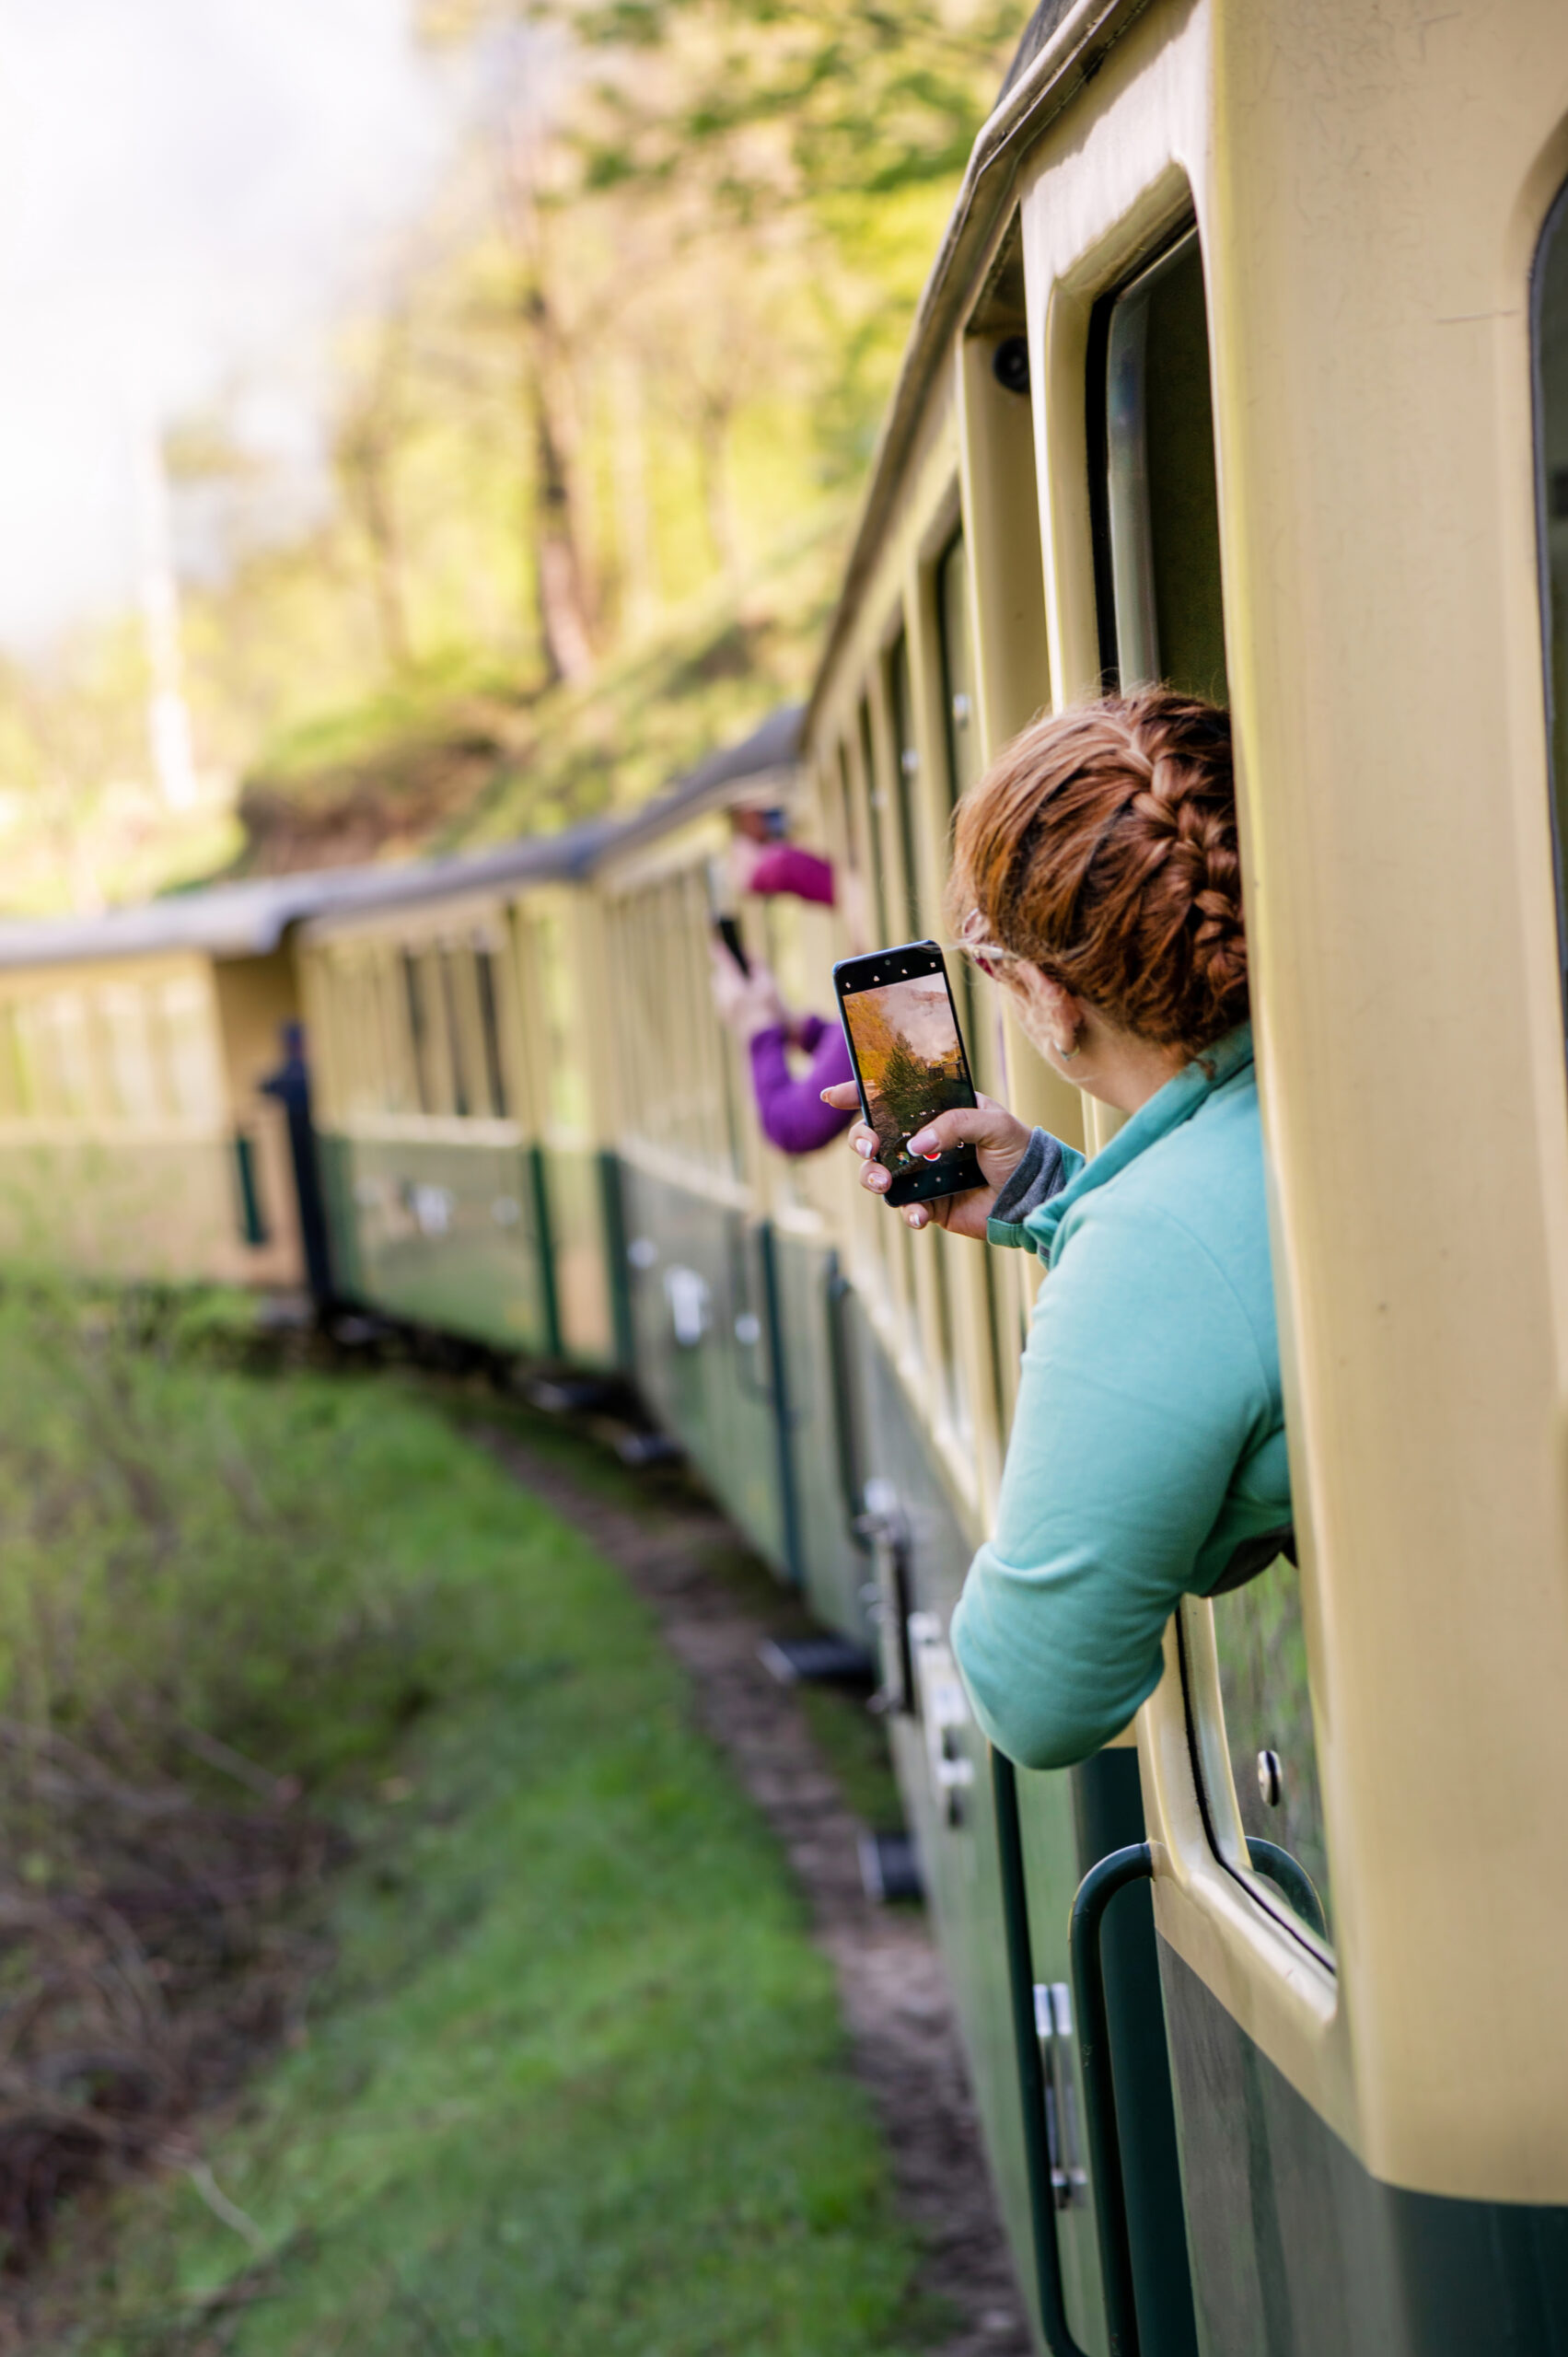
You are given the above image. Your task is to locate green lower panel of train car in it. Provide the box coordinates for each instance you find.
[315,1127,553,1353]
[767,1228,875,1644]
[1162,1945,1568,2354]
[618,1161,791,1578]
[539,1144,625,1373]
[834,1278,1195,2357]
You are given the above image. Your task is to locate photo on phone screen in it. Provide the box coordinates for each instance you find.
[834,944,981,1203]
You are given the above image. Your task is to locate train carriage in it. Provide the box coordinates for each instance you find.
[0,874,381,1293]
[298,835,609,1363]
[798,0,1568,2349]
[0,0,1567,2346]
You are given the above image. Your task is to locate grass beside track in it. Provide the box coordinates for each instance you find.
[22,1350,930,2356]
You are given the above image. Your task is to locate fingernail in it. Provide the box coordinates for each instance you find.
[856,1137,874,1158]
[908,1132,933,1156]
[908,1208,927,1229]
[868,1169,889,1190]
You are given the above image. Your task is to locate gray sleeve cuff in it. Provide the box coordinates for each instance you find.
[985,1129,1066,1247]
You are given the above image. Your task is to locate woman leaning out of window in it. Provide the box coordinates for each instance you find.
[822,689,1291,1771]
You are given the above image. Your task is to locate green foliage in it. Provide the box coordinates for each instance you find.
[0,1284,449,1791]
[559,0,1023,208]
[0,5,1028,906]
[16,1346,934,2355]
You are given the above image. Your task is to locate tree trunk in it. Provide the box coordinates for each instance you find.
[696,395,742,585]
[495,109,598,686]
[343,426,413,675]
[529,353,596,685]
[610,355,657,637]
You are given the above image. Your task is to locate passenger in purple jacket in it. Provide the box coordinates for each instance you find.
[710,840,854,1156]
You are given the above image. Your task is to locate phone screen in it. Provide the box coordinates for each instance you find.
[836,950,979,1201]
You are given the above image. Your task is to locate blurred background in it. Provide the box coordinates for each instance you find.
[0,0,1018,911]
[0,10,1037,2349]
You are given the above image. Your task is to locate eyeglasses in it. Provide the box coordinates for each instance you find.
[949,916,1024,982]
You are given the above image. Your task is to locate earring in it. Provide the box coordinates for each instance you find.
[1054,1038,1081,1062]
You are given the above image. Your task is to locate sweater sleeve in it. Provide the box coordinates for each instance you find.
[950,1203,1272,1769]
[984,1128,1085,1248]
[749,1021,854,1155]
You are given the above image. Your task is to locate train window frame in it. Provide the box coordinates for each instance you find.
[1532,172,1568,1030]
[1087,215,1333,1960]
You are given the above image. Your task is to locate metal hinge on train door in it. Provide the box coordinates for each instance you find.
[856,1478,914,1714]
[908,1611,976,1827]
[1033,1980,1088,2209]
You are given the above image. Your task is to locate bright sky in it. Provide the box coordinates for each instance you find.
[0,0,469,651]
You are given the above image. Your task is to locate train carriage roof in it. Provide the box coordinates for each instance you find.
[0,866,401,971]
[0,704,804,971]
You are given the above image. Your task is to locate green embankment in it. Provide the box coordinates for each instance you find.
[6,1316,929,2354]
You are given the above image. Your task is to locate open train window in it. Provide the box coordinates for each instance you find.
[1097,223,1329,1946]
[1535,179,1568,1022]
[473,943,510,1120]
[1099,226,1228,701]
[99,986,160,1123]
[156,978,222,1124]
[401,950,435,1116]
[438,949,471,1120]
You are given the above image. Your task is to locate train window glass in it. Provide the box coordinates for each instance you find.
[15,996,89,1120]
[858,696,894,946]
[937,533,980,805]
[0,1006,26,1119]
[438,948,471,1120]
[1210,1559,1333,1938]
[1103,226,1228,700]
[156,978,222,1122]
[889,631,923,940]
[99,986,160,1122]
[1536,180,1568,1012]
[473,943,510,1120]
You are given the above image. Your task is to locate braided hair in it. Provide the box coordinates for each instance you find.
[948,689,1248,1059]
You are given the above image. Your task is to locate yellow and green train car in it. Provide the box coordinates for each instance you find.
[794,0,1568,2348]
[2,0,1567,2346]
[0,874,374,1292]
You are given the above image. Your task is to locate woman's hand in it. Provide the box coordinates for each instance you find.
[709,941,787,1039]
[818,1082,1034,1238]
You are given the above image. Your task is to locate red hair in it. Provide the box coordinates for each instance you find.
[948,689,1248,1058]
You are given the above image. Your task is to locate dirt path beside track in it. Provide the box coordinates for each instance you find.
[481,1427,1034,2357]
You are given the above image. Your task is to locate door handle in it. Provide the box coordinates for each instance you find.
[1069,1842,1155,2357]
[992,1748,1091,2357]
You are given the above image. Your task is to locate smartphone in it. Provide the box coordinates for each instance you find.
[833,940,983,1206]
[714,914,750,976]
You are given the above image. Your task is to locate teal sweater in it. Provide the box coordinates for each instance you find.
[949,1026,1290,1771]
